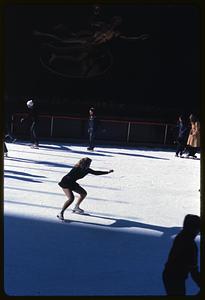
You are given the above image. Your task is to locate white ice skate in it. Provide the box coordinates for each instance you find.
[72,207,84,214]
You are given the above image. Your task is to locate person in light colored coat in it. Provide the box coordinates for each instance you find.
[186,114,200,158]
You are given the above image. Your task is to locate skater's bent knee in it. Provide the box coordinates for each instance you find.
[81,191,87,197]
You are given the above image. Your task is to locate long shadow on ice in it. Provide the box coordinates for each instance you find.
[4,214,199,296]
[39,144,113,157]
[4,170,46,178]
[5,157,72,169]
[4,175,42,183]
[96,150,169,160]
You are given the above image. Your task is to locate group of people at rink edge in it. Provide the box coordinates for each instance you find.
[4,99,201,296]
[174,113,200,159]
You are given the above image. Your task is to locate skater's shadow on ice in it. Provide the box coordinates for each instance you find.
[96,150,169,160]
[38,144,71,151]
[4,174,42,183]
[5,157,72,169]
[69,149,113,157]
[4,170,45,183]
[39,144,113,157]
[4,170,46,178]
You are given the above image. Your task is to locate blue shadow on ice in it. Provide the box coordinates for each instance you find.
[5,157,72,169]
[4,175,42,183]
[4,170,46,178]
[97,150,169,160]
[39,144,113,157]
[4,214,199,296]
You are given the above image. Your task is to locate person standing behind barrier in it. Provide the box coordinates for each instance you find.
[87,107,98,151]
[175,115,189,157]
[20,99,39,148]
[162,214,200,296]
[186,114,200,158]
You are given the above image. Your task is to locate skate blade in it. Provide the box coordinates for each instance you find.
[72,210,84,215]
[57,214,64,221]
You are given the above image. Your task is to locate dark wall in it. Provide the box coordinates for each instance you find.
[4,4,200,120]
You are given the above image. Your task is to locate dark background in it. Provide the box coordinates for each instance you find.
[4,4,200,122]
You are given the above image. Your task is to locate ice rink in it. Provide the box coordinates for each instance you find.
[4,141,201,296]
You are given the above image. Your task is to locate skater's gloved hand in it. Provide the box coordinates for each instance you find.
[20,118,24,123]
[108,169,114,173]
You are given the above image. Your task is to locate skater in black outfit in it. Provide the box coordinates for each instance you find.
[57,157,114,220]
[87,107,98,151]
[20,100,39,148]
[175,115,189,157]
[162,214,200,296]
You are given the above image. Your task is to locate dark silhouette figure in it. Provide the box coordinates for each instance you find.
[162,214,200,296]
[175,115,189,157]
[57,157,113,219]
[4,142,8,157]
[20,100,39,148]
[87,107,98,151]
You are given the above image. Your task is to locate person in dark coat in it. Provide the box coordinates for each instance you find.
[57,157,113,219]
[162,214,200,296]
[87,107,98,151]
[20,99,39,148]
[175,115,189,157]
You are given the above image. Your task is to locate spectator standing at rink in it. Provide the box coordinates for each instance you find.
[57,157,113,220]
[186,114,200,158]
[162,214,201,296]
[87,107,98,151]
[20,99,39,148]
[175,115,189,157]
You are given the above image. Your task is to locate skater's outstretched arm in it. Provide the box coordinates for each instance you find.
[88,169,114,175]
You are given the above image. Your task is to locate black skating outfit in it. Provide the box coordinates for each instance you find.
[58,167,109,190]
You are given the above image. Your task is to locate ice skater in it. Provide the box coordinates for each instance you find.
[162,214,200,296]
[20,99,39,148]
[57,157,114,220]
[87,107,98,151]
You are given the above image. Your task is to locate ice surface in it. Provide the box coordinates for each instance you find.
[4,142,200,296]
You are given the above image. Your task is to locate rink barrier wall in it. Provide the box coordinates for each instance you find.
[11,113,175,146]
